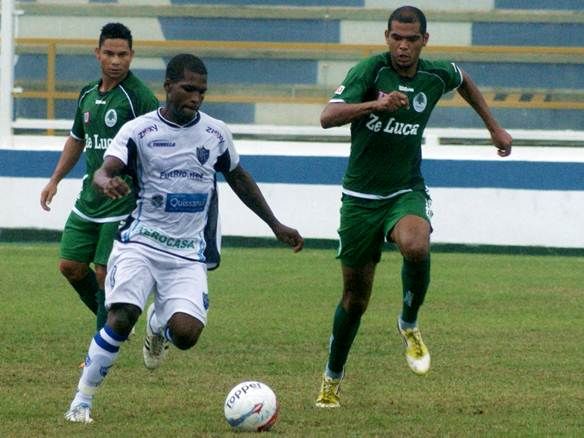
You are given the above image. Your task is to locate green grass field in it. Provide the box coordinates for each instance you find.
[1,243,583,437]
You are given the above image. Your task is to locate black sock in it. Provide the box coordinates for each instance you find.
[327,303,361,374]
[400,256,431,324]
[96,289,107,330]
[69,269,99,315]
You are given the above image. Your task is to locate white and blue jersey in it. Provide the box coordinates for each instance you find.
[104,108,239,265]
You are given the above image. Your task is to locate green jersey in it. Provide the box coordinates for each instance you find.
[70,70,159,221]
[331,53,463,198]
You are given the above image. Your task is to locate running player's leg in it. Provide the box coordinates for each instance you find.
[144,257,209,369]
[59,213,100,315]
[66,242,153,422]
[317,196,385,407]
[387,191,432,374]
[387,191,431,330]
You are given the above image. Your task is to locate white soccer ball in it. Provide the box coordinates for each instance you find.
[224,381,279,432]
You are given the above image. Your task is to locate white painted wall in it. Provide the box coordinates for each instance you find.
[339,21,471,45]
[2,134,584,249]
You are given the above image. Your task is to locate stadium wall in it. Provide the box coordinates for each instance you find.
[1,134,583,249]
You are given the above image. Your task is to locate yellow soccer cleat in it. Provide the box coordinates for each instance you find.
[397,320,431,375]
[315,373,343,408]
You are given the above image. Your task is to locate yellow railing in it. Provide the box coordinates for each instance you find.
[14,37,584,124]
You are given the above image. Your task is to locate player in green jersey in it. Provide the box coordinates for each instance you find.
[40,23,159,332]
[315,6,512,408]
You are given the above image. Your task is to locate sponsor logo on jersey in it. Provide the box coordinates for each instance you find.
[138,124,158,139]
[205,126,224,144]
[95,99,107,105]
[399,85,414,92]
[139,226,196,249]
[105,109,118,128]
[365,114,420,136]
[197,146,210,165]
[413,92,427,112]
[165,193,208,213]
[334,85,345,95]
[83,112,90,124]
[85,134,112,150]
[159,169,204,180]
[148,139,176,148]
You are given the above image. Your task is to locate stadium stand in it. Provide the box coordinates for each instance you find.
[10,1,584,130]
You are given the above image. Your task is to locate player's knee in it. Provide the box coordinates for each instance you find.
[108,303,140,336]
[168,314,204,350]
[400,238,429,262]
[172,329,202,350]
[59,260,88,282]
[343,295,369,316]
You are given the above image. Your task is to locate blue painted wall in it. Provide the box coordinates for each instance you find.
[159,17,339,42]
[2,149,583,192]
[458,62,584,89]
[495,0,583,9]
[473,22,584,47]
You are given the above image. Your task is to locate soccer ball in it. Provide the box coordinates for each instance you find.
[224,381,279,432]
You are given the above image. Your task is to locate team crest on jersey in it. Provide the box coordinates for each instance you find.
[83,112,90,124]
[197,146,210,165]
[105,109,118,127]
[151,194,164,208]
[413,92,427,112]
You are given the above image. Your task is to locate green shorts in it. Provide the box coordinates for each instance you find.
[60,212,120,266]
[337,190,432,267]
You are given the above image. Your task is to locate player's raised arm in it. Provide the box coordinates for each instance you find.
[223,164,304,252]
[40,136,85,211]
[92,156,130,200]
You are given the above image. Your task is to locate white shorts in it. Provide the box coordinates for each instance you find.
[105,242,209,326]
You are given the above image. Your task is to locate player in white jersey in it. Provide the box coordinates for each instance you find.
[65,54,304,423]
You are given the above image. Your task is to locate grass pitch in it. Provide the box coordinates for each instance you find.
[1,243,583,437]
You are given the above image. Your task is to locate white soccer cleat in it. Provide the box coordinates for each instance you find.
[143,303,169,370]
[397,319,431,375]
[64,403,93,424]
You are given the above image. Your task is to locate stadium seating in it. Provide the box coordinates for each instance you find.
[12,1,584,130]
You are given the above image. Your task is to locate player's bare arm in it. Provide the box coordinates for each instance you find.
[224,164,304,252]
[40,136,85,211]
[320,92,410,128]
[93,156,130,200]
[457,69,512,157]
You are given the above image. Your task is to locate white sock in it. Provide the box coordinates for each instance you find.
[70,325,127,408]
[399,317,417,330]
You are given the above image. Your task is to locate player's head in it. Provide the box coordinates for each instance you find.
[165,53,208,82]
[95,23,134,83]
[385,6,429,73]
[388,6,426,35]
[99,22,133,49]
[163,54,208,125]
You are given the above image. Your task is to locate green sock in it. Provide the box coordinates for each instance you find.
[70,270,98,315]
[327,303,362,374]
[96,289,107,330]
[400,256,431,324]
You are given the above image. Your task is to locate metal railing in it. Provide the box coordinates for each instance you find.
[13,37,584,135]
